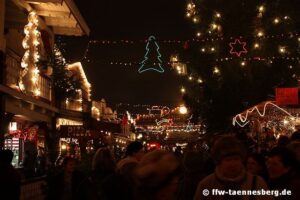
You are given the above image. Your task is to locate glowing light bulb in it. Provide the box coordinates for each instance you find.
[180,87,186,93]
[34,89,41,96]
[211,47,215,52]
[201,48,206,52]
[257,31,264,37]
[196,32,201,37]
[197,78,203,83]
[241,61,246,66]
[254,43,260,49]
[279,46,286,53]
[193,17,199,23]
[179,105,188,114]
[215,12,221,18]
[274,18,280,24]
[186,13,191,17]
[258,5,265,12]
[213,67,220,74]
[211,23,218,30]
[188,76,193,81]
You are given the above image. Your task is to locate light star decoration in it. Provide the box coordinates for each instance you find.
[229,38,248,57]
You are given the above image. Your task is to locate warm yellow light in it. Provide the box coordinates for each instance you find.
[298,37,300,42]
[31,77,37,83]
[61,144,67,150]
[188,76,193,81]
[274,18,280,24]
[179,105,188,115]
[196,32,201,37]
[279,46,286,53]
[254,43,260,49]
[257,31,264,37]
[180,87,186,93]
[258,5,265,12]
[215,12,221,18]
[33,68,39,75]
[197,78,203,83]
[201,48,206,52]
[186,13,191,17]
[213,67,220,74]
[211,47,215,52]
[241,61,246,66]
[211,23,218,30]
[34,89,41,96]
[193,17,199,23]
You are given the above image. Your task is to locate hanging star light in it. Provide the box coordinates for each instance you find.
[229,38,248,57]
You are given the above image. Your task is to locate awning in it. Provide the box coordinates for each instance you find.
[23,0,90,36]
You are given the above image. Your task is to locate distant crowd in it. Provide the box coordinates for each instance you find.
[1,130,300,200]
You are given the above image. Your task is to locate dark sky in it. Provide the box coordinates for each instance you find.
[63,0,194,107]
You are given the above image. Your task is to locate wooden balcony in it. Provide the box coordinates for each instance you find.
[5,51,52,103]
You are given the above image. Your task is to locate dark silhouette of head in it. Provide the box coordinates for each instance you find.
[125,141,143,157]
[0,149,14,164]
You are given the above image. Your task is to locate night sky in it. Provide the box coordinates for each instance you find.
[63,0,194,107]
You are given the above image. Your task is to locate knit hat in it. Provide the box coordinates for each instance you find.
[134,150,180,190]
[125,141,143,156]
[211,136,246,164]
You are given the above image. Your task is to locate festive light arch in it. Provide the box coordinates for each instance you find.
[232,101,295,127]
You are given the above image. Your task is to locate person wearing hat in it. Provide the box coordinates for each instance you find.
[194,136,273,200]
[133,150,181,200]
[117,141,144,177]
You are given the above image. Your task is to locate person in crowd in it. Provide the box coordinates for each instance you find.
[246,153,268,181]
[116,141,144,176]
[287,141,300,177]
[47,157,84,200]
[266,147,300,200]
[277,135,289,147]
[36,148,46,176]
[0,149,21,200]
[290,131,300,142]
[22,150,36,178]
[133,149,182,200]
[76,147,132,200]
[177,144,213,200]
[194,136,272,200]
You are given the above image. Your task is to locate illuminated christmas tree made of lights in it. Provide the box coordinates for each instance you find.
[138,35,164,73]
[182,0,300,131]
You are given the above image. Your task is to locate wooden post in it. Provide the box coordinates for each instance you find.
[0,0,5,149]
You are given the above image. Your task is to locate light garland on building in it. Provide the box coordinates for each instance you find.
[20,11,41,96]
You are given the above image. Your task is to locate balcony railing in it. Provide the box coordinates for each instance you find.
[5,51,52,103]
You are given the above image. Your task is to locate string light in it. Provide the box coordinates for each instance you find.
[241,61,246,66]
[213,67,220,75]
[254,43,260,49]
[180,87,186,93]
[257,31,264,37]
[273,18,280,24]
[139,35,164,73]
[233,101,295,127]
[196,32,201,37]
[279,46,286,54]
[20,11,41,96]
[197,78,203,83]
[215,12,221,18]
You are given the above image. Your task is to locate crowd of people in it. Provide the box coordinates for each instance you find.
[1,130,300,200]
